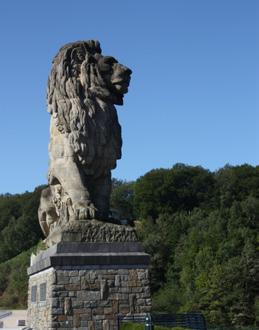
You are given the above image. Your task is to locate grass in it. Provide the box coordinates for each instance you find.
[120,322,191,330]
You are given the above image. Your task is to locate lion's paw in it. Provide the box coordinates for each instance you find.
[73,203,96,220]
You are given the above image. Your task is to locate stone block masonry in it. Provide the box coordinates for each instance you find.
[28,268,54,329]
[27,242,151,330]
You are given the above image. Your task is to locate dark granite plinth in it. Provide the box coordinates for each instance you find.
[28,241,150,275]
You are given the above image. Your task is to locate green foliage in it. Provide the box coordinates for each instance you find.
[121,322,144,330]
[134,164,215,219]
[148,203,257,325]
[152,282,182,313]
[172,205,257,325]
[110,179,135,219]
[0,187,44,263]
[0,187,45,308]
[0,245,38,308]
[0,164,258,327]
[120,323,190,330]
[138,212,189,292]
[134,168,169,219]
[136,164,259,326]
[215,164,259,208]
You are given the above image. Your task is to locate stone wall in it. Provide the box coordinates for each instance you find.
[27,267,55,329]
[27,266,151,330]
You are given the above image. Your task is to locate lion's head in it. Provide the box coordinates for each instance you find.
[47,40,132,134]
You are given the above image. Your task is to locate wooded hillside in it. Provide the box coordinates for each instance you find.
[0,164,258,327]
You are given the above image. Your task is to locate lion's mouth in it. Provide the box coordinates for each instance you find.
[112,76,130,84]
[110,65,131,94]
[113,82,129,94]
[112,77,128,84]
[112,77,131,93]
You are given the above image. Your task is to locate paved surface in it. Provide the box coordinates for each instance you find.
[0,310,27,329]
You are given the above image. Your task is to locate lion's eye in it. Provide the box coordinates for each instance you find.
[98,56,117,72]
[103,57,117,65]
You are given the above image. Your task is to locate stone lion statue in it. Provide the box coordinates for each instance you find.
[39,40,132,238]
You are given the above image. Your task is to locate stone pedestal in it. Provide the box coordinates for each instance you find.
[27,242,151,330]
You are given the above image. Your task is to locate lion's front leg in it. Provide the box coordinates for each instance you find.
[90,173,112,220]
[49,158,96,221]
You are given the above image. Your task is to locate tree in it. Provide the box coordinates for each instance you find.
[110,180,135,219]
[134,164,215,220]
[0,186,44,263]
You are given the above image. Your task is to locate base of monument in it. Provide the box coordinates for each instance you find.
[27,242,151,330]
[44,220,138,247]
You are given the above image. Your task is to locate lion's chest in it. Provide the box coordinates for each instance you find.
[49,118,73,160]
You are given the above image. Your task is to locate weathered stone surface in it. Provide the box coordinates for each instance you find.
[27,41,151,329]
[27,266,151,330]
[43,219,138,247]
[38,40,132,246]
[28,242,150,276]
[27,268,54,330]
[64,297,72,315]
[100,279,109,300]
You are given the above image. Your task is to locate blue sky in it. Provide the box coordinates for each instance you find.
[0,0,258,193]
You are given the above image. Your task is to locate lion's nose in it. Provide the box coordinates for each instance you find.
[123,66,132,75]
[117,63,132,76]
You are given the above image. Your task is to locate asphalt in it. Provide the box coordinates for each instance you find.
[0,310,27,329]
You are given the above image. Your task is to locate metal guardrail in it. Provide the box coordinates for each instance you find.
[118,313,207,330]
[0,311,12,319]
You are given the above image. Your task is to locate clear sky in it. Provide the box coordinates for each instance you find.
[0,0,258,194]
